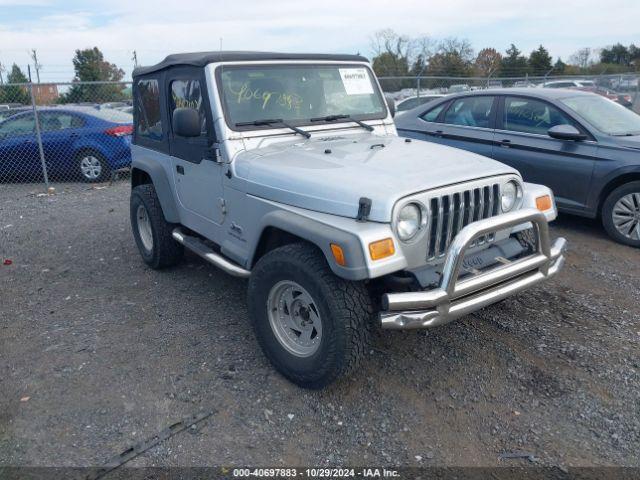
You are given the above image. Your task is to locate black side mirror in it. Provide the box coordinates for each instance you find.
[172,108,201,137]
[385,95,396,118]
[548,124,587,141]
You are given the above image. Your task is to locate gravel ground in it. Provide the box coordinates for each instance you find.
[0,181,639,470]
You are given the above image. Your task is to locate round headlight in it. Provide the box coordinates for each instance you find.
[501,180,521,212]
[397,203,422,241]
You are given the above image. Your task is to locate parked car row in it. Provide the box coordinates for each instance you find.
[0,106,133,182]
[395,88,640,247]
[387,78,637,109]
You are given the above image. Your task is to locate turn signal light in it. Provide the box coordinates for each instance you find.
[330,243,346,266]
[369,238,395,261]
[536,195,552,212]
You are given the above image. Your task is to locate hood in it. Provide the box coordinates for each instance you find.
[233,133,518,222]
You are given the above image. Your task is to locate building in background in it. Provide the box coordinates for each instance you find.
[32,84,59,104]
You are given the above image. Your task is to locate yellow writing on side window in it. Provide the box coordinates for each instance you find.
[172,92,199,110]
[228,82,303,111]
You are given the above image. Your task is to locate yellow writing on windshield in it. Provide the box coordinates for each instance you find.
[228,82,303,111]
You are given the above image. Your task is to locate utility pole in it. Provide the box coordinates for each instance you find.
[30,49,42,83]
[0,61,5,85]
[132,50,138,68]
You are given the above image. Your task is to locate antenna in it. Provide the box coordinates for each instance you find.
[132,50,138,68]
[30,49,42,83]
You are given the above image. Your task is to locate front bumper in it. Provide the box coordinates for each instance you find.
[380,208,567,330]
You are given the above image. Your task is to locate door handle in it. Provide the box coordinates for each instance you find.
[499,139,511,148]
[176,165,184,175]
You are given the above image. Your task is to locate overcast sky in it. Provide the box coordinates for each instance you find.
[0,0,638,82]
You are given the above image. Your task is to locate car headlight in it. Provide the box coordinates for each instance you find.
[397,203,422,241]
[501,180,522,212]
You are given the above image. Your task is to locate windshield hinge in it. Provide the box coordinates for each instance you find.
[356,197,372,222]
[205,143,223,163]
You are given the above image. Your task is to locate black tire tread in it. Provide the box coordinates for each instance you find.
[131,184,183,268]
[248,242,373,388]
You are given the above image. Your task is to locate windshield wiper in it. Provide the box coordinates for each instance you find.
[310,114,374,132]
[235,118,310,139]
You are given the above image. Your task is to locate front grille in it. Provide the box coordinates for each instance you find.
[426,183,500,260]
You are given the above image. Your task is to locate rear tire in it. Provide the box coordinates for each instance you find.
[77,151,110,183]
[130,184,184,268]
[248,243,373,389]
[602,181,640,248]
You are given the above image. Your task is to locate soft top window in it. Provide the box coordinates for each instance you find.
[170,79,207,137]
[135,78,163,140]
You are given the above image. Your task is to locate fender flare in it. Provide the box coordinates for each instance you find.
[131,156,180,223]
[251,209,370,281]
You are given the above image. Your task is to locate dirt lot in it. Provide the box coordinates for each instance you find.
[1,181,639,471]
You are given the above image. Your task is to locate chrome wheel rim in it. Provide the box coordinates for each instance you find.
[267,280,323,357]
[612,193,640,241]
[136,204,154,252]
[80,155,102,180]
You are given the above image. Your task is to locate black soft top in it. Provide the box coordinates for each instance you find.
[132,51,369,77]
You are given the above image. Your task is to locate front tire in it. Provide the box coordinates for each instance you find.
[130,184,184,268]
[248,243,373,389]
[602,181,640,247]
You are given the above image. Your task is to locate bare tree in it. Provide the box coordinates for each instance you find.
[437,37,474,63]
[569,48,593,69]
[370,29,413,61]
[370,30,435,66]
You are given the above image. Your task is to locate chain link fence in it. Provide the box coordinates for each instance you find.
[378,73,640,114]
[1,74,639,192]
[0,81,133,191]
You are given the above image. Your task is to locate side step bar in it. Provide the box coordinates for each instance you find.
[172,228,251,278]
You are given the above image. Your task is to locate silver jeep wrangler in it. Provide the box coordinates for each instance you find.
[129,52,567,388]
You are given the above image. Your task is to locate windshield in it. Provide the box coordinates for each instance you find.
[218,64,386,129]
[560,95,640,136]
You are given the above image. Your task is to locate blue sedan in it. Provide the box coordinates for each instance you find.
[395,88,640,247]
[0,107,133,182]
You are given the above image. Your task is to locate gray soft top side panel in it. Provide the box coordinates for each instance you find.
[133,51,369,77]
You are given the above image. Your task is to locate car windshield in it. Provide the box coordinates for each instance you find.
[560,95,640,136]
[218,64,386,129]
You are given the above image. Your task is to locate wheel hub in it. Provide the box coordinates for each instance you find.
[267,281,322,357]
[80,156,102,180]
[612,193,640,241]
[136,204,154,252]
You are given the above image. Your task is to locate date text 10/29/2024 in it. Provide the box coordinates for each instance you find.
[231,468,401,478]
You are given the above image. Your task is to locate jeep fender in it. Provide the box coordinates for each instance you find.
[131,148,180,223]
[251,209,370,281]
